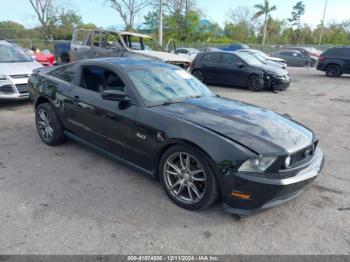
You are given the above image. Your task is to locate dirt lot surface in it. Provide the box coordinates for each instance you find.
[0,67,349,255]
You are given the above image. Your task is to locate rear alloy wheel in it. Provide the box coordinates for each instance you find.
[325,64,342,77]
[192,70,205,82]
[248,74,265,91]
[36,103,65,146]
[160,145,219,210]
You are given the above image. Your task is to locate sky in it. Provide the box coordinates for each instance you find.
[0,0,349,29]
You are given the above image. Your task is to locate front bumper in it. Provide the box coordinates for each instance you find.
[269,76,290,91]
[0,78,29,100]
[222,148,325,216]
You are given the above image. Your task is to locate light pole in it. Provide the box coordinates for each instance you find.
[318,0,328,45]
[159,0,163,46]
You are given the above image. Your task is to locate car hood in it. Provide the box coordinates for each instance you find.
[269,56,285,63]
[131,50,190,63]
[0,61,42,76]
[253,63,287,76]
[152,96,313,155]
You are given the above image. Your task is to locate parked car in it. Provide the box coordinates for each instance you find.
[54,28,190,68]
[200,47,221,52]
[219,43,250,51]
[28,57,325,215]
[54,40,71,64]
[285,46,322,58]
[35,49,55,66]
[316,47,350,77]
[241,48,287,65]
[0,40,42,100]
[237,49,287,70]
[190,51,290,91]
[171,47,199,61]
[272,50,317,67]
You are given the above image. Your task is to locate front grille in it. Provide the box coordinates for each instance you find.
[15,84,28,94]
[290,140,318,167]
[10,74,30,79]
[0,84,14,94]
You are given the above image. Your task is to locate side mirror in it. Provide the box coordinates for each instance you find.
[236,62,244,68]
[101,90,130,102]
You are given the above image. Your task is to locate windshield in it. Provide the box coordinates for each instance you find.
[0,44,33,63]
[122,35,162,51]
[127,67,214,106]
[236,52,263,66]
[249,52,268,63]
[254,50,269,59]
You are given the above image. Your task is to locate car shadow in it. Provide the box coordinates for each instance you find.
[0,100,31,110]
[209,84,280,93]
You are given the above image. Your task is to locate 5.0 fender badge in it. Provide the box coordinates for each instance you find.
[136,132,146,140]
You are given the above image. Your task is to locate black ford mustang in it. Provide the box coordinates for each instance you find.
[28,58,325,215]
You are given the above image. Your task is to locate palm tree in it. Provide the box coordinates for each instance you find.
[253,0,277,45]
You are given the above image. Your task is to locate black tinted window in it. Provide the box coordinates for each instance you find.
[80,66,125,93]
[280,51,292,56]
[325,48,350,56]
[221,53,239,64]
[49,64,75,83]
[202,53,221,63]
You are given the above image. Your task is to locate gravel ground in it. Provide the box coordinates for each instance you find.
[0,67,349,255]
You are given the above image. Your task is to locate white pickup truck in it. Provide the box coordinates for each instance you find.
[54,28,190,69]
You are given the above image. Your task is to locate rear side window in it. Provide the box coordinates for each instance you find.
[221,53,240,64]
[323,48,350,57]
[202,53,221,63]
[80,65,125,93]
[49,64,75,83]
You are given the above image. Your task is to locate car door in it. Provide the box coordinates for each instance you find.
[342,48,350,73]
[66,63,138,161]
[200,52,223,84]
[70,29,94,61]
[220,53,248,86]
[90,30,124,59]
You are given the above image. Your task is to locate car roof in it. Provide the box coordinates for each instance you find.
[278,49,302,53]
[78,57,179,69]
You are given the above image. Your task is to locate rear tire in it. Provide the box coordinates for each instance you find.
[325,64,342,77]
[159,145,219,211]
[192,70,205,83]
[248,74,265,91]
[35,103,65,146]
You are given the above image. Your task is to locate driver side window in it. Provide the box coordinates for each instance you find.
[80,66,125,93]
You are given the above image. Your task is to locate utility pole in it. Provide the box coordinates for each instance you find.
[159,0,163,46]
[318,0,328,45]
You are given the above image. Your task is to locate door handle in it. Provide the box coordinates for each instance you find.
[73,96,80,103]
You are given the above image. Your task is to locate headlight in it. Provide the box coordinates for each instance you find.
[238,157,277,172]
[284,156,291,168]
[0,74,7,80]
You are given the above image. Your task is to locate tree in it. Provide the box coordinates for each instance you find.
[288,1,305,44]
[29,0,56,40]
[253,0,277,45]
[107,0,153,30]
[226,6,257,42]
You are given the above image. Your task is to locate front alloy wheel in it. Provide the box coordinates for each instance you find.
[160,145,219,210]
[164,152,207,204]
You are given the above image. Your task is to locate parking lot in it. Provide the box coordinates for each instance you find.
[0,67,349,255]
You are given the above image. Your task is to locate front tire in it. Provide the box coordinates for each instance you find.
[248,74,264,91]
[159,145,219,211]
[325,64,342,77]
[35,103,65,146]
